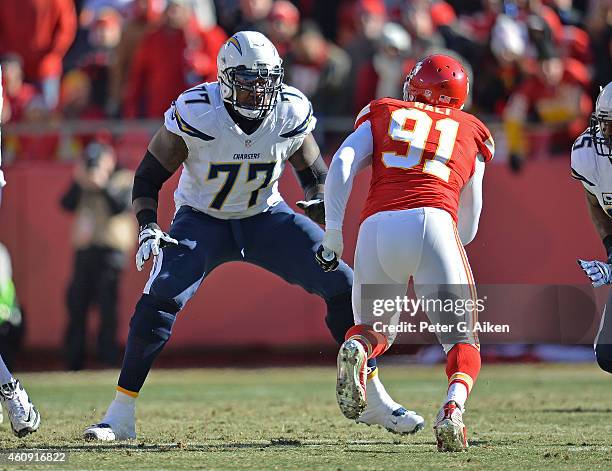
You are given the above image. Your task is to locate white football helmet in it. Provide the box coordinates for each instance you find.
[217,31,283,120]
[591,81,612,157]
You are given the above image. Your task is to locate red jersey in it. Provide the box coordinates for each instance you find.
[356,98,494,224]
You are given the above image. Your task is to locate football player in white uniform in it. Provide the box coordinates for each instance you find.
[84,31,423,441]
[0,64,41,437]
[574,81,612,373]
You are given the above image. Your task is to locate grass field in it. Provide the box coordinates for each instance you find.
[0,364,611,470]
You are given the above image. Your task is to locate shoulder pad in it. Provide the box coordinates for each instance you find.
[375,97,406,108]
[354,98,393,129]
[354,98,411,129]
[572,130,594,152]
[354,102,372,129]
[277,85,316,139]
[164,83,216,141]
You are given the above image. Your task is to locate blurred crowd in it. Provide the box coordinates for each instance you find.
[0,0,611,168]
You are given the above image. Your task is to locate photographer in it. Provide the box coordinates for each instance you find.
[60,141,135,370]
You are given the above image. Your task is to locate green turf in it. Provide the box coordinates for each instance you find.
[0,364,611,470]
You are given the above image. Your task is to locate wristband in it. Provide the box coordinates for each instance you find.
[136,209,157,228]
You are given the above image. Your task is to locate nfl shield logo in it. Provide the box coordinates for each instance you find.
[245,139,252,148]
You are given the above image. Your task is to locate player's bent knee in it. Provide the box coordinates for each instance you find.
[595,343,612,374]
[325,291,355,345]
[130,294,180,344]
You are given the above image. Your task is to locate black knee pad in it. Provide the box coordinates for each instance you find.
[595,343,612,374]
[130,294,180,344]
[325,291,354,345]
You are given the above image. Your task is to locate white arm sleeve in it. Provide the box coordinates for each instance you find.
[457,154,485,245]
[324,121,373,231]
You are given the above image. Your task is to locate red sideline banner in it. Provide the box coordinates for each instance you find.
[0,160,603,349]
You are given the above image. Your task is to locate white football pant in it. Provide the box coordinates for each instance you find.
[352,207,478,353]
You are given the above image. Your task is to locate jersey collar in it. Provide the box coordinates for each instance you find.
[217,92,277,142]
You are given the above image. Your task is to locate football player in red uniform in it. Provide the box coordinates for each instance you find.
[316,55,494,452]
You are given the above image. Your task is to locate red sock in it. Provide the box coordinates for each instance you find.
[445,343,481,395]
[345,325,388,359]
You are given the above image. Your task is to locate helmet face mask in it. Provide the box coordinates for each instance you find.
[590,115,612,158]
[217,32,284,121]
[225,66,283,120]
[590,82,612,158]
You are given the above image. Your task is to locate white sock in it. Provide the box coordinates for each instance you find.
[103,390,136,423]
[0,354,13,385]
[367,372,400,410]
[446,382,468,410]
[114,390,136,406]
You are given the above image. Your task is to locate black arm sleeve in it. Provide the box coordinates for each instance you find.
[132,151,173,226]
[60,182,82,212]
[295,155,327,199]
[604,235,612,262]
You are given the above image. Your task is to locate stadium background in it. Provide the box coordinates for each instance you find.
[0,0,610,364]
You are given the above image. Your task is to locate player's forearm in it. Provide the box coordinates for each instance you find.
[588,206,612,240]
[132,151,174,227]
[325,148,358,230]
[325,122,373,231]
[290,133,327,200]
[457,155,485,245]
[295,159,327,201]
[133,197,158,226]
[132,127,188,227]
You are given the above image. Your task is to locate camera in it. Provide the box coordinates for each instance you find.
[83,142,106,170]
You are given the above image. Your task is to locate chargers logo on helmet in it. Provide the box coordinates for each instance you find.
[227,36,242,55]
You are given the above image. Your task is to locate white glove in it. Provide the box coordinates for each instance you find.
[136,223,178,271]
[322,228,343,259]
[315,229,344,272]
[578,259,612,288]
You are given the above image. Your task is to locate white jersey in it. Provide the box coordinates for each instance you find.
[164,82,316,219]
[571,129,612,215]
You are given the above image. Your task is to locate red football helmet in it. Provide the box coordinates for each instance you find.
[403,54,469,109]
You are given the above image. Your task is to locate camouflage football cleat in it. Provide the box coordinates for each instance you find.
[336,339,368,420]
